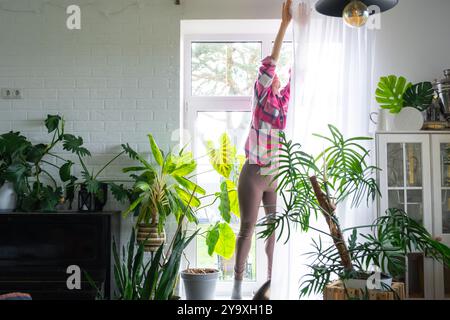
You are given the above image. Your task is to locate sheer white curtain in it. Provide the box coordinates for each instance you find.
[270,0,377,299]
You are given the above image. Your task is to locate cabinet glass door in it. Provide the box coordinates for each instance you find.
[379,134,432,299]
[386,142,426,298]
[432,138,450,299]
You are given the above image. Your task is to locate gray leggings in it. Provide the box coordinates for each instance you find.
[234,160,277,281]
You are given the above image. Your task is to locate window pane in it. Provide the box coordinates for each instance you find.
[406,190,423,225]
[191,42,261,96]
[440,143,450,187]
[274,42,293,87]
[194,111,256,281]
[441,190,450,234]
[387,143,404,187]
[405,143,422,187]
[388,190,405,211]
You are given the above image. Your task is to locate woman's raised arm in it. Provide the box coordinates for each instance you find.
[271,0,292,63]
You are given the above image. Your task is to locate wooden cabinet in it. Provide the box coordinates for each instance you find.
[0,212,120,300]
[376,132,450,300]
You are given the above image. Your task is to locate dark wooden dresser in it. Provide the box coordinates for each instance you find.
[0,211,120,300]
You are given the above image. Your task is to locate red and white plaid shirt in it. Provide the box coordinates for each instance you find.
[245,56,291,167]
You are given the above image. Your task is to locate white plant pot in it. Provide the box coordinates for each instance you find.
[181,269,219,300]
[393,107,424,131]
[0,182,17,212]
[343,274,393,291]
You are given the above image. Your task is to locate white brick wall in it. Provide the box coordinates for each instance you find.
[0,0,181,182]
[0,0,182,243]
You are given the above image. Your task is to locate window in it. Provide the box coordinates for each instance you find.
[182,22,293,297]
[191,42,261,96]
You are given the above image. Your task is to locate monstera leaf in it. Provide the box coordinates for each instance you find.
[403,81,434,111]
[376,75,412,114]
[206,133,236,179]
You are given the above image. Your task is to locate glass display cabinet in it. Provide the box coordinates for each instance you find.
[377,132,450,300]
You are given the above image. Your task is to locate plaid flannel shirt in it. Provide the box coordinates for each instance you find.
[245,56,291,167]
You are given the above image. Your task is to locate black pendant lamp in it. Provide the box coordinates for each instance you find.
[316,0,399,27]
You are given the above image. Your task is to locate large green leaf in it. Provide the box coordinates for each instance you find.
[214,223,236,259]
[45,114,61,133]
[59,161,73,182]
[375,75,412,114]
[169,153,197,176]
[63,134,91,157]
[110,183,130,204]
[206,133,236,179]
[403,81,434,111]
[175,186,200,207]
[206,224,220,256]
[173,175,206,196]
[26,144,47,163]
[148,134,164,166]
[225,179,239,218]
[218,181,231,223]
[0,132,31,162]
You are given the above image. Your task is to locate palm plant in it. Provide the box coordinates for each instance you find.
[259,125,450,297]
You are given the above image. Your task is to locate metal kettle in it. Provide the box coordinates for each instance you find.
[434,69,450,121]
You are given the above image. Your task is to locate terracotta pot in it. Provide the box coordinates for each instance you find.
[136,223,165,252]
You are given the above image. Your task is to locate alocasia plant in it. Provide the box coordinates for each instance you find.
[204,133,245,259]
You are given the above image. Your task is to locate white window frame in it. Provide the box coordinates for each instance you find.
[181,25,292,298]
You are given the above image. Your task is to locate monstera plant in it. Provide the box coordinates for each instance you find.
[204,133,245,260]
[376,75,434,113]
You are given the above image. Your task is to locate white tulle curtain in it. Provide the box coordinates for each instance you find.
[270,0,377,299]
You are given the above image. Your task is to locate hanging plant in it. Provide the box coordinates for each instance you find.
[375,75,412,114]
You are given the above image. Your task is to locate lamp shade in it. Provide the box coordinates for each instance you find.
[315,0,399,17]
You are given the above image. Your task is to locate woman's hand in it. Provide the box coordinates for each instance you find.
[281,0,293,27]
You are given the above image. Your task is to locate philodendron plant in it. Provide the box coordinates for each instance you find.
[259,125,450,297]
[203,133,245,260]
[0,115,91,212]
[376,75,434,113]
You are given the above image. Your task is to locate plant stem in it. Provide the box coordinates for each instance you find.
[94,151,125,179]
[41,169,58,188]
[310,175,354,273]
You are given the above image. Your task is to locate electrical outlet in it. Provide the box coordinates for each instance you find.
[1,88,22,99]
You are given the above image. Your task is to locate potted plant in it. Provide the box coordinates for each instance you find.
[374,75,434,131]
[181,133,245,300]
[121,135,205,252]
[63,138,127,212]
[0,115,88,212]
[0,132,31,211]
[259,125,450,299]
